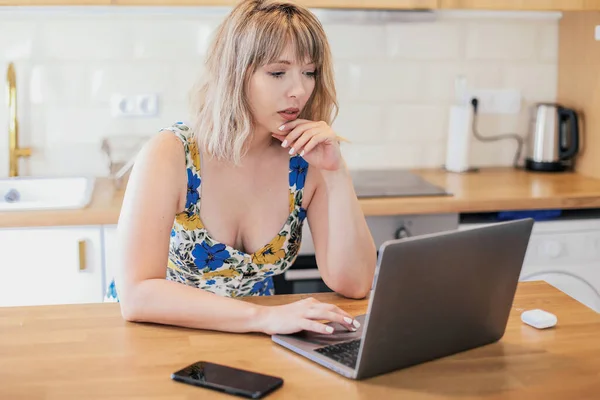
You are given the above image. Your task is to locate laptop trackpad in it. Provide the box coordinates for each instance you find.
[293,314,367,346]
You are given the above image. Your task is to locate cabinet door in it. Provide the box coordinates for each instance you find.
[0,226,104,307]
[0,1,111,4]
[111,0,438,9]
[440,0,600,10]
[102,225,119,288]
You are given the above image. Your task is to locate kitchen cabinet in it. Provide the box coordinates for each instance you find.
[439,0,600,11]
[558,12,600,180]
[0,226,105,307]
[110,0,437,8]
[0,0,110,4]
[1,0,599,10]
[102,224,119,293]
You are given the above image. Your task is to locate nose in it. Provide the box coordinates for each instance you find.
[287,73,307,99]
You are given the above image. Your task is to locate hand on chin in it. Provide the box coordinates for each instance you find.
[271,118,343,171]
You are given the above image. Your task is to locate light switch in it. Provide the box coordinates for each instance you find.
[596,25,600,41]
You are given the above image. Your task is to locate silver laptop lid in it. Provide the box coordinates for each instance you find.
[354,218,534,380]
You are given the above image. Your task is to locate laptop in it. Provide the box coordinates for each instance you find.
[272,218,534,380]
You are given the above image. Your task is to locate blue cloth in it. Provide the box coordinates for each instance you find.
[496,209,562,222]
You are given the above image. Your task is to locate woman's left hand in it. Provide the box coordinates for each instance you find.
[272,119,342,171]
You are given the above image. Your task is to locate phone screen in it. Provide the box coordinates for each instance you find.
[171,361,284,399]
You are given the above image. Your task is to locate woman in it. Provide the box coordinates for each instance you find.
[109,0,377,336]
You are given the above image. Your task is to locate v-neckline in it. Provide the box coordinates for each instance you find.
[196,206,304,258]
[194,154,305,258]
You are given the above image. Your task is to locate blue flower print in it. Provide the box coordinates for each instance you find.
[170,228,176,237]
[289,156,309,190]
[250,277,274,296]
[298,208,307,221]
[186,168,201,209]
[192,242,231,271]
[206,279,216,285]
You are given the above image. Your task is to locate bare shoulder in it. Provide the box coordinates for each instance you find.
[140,129,186,165]
[132,130,187,179]
[123,130,188,212]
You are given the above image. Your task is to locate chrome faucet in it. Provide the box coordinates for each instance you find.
[7,62,31,177]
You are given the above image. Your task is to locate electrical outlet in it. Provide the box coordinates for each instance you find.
[468,89,521,115]
[110,94,159,117]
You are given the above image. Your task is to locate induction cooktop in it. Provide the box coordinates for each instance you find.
[349,169,452,198]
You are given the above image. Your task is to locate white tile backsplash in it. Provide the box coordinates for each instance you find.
[0,21,37,62]
[0,7,561,177]
[39,20,134,60]
[384,105,448,144]
[466,22,539,61]
[324,25,387,60]
[537,23,559,62]
[386,23,463,61]
[29,63,90,106]
[131,20,215,60]
[332,103,385,144]
[354,61,425,102]
[88,61,176,105]
[503,63,558,102]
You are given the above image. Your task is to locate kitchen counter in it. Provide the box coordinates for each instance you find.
[2,281,600,399]
[2,167,600,228]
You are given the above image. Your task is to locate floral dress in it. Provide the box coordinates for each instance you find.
[105,121,309,301]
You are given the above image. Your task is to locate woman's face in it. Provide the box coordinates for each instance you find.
[247,42,317,138]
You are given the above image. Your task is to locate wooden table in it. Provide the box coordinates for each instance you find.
[1,281,600,399]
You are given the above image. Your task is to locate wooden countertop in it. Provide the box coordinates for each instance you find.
[1,281,600,399]
[2,167,600,228]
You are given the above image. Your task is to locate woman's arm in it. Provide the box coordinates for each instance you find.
[115,132,357,334]
[115,133,263,332]
[306,160,377,299]
[275,119,378,300]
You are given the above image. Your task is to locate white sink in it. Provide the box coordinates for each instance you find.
[0,176,95,212]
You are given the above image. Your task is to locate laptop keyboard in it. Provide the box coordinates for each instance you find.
[314,339,362,369]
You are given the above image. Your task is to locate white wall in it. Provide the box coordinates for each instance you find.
[0,6,559,177]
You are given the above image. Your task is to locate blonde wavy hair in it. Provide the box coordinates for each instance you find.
[188,0,338,165]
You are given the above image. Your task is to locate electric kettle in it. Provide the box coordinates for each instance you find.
[525,103,580,172]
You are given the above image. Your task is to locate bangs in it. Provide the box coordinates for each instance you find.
[190,0,338,165]
[249,8,325,69]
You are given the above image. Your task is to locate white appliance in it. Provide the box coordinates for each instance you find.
[460,215,600,313]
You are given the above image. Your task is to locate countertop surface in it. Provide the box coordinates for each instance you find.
[2,167,600,228]
[1,281,600,399]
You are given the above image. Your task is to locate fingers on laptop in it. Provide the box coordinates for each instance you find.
[304,309,355,333]
[300,319,338,335]
[303,299,359,333]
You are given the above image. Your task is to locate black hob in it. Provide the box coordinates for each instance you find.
[349,169,451,198]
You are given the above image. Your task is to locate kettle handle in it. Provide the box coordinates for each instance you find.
[559,108,580,160]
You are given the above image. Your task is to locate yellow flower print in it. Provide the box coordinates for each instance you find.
[253,235,286,265]
[188,139,201,171]
[176,212,204,230]
[203,268,241,279]
[289,191,295,213]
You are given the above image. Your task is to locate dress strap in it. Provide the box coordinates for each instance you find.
[161,121,201,175]
[288,155,309,209]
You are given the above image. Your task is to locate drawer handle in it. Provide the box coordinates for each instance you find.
[78,240,87,271]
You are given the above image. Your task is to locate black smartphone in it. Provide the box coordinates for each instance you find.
[171,361,284,399]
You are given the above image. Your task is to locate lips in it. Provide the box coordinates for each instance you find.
[278,108,300,121]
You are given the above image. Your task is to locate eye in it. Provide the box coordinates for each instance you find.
[269,72,285,79]
[304,71,316,78]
